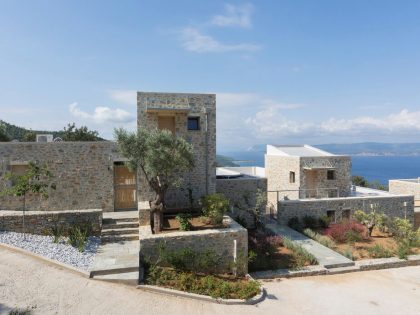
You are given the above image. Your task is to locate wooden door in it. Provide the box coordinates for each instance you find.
[158,116,175,134]
[114,164,137,210]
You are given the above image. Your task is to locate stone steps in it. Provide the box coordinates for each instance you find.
[102,217,139,224]
[101,227,140,236]
[101,233,139,243]
[102,222,139,230]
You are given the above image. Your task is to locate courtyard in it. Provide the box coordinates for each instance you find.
[1,247,419,315]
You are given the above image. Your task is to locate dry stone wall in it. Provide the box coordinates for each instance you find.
[216,177,267,228]
[277,195,415,225]
[139,216,248,275]
[0,209,102,236]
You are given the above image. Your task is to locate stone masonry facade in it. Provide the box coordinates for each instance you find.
[0,209,102,236]
[389,180,420,200]
[137,92,216,209]
[216,176,267,228]
[265,154,351,208]
[277,194,415,225]
[0,142,119,212]
[139,216,248,275]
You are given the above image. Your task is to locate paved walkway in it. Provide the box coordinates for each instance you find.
[266,223,354,268]
[90,211,140,285]
[2,247,420,315]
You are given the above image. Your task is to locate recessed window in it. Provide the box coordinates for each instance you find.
[342,209,351,220]
[289,171,295,183]
[327,170,336,180]
[187,117,200,130]
[327,210,336,222]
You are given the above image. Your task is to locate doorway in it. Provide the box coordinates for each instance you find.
[114,162,137,211]
[158,116,175,134]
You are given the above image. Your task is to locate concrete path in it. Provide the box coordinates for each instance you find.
[2,247,420,315]
[266,223,354,268]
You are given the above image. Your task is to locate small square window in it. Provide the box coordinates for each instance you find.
[327,210,336,222]
[187,117,200,130]
[289,171,295,183]
[327,170,335,180]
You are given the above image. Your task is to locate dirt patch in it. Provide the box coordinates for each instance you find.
[332,229,420,260]
[161,216,226,233]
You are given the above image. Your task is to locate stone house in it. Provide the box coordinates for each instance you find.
[0,92,216,216]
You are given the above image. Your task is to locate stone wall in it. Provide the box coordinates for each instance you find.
[216,176,267,228]
[139,216,248,275]
[300,156,351,198]
[137,92,216,209]
[277,195,415,225]
[389,180,420,199]
[0,209,102,236]
[0,142,118,212]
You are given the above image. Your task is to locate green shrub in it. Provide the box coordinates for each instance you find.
[367,244,393,258]
[344,230,363,243]
[342,247,354,261]
[318,215,332,229]
[68,225,88,252]
[282,237,317,270]
[302,215,318,229]
[303,228,336,249]
[288,217,302,231]
[158,245,220,274]
[176,213,192,231]
[146,266,260,300]
[9,308,32,315]
[396,240,411,260]
[50,224,64,243]
[235,216,248,229]
[200,193,230,225]
[389,218,417,245]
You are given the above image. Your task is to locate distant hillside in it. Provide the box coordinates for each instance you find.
[216,155,239,167]
[246,142,420,156]
[315,143,420,156]
[0,120,65,141]
[0,120,103,141]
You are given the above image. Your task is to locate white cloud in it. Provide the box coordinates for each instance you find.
[180,27,261,53]
[69,102,135,124]
[217,93,303,109]
[108,89,137,105]
[211,3,253,28]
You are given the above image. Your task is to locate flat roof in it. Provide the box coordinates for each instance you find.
[267,144,334,157]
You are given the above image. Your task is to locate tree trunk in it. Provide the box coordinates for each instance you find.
[150,192,164,234]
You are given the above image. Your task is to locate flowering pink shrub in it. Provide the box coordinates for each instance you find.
[324,220,369,243]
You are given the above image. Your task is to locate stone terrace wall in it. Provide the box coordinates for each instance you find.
[277,195,414,225]
[216,177,267,228]
[139,216,248,275]
[0,209,102,236]
[389,180,420,199]
[0,142,119,212]
[137,92,216,209]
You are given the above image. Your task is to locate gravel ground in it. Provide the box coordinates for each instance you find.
[0,231,100,271]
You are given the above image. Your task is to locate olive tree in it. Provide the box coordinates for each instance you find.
[1,162,55,238]
[114,127,194,233]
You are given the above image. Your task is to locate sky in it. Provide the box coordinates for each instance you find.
[1,0,420,152]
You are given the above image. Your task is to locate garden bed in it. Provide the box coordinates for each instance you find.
[162,215,226,233]
[248,229,317,272]
[144,266,260,300]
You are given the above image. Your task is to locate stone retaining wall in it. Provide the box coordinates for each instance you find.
[139,216,248,275]
[277,195,415,225]
[0,209,102,236]
[216,177,267,228]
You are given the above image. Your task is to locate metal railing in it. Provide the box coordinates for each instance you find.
[268,188,340,202]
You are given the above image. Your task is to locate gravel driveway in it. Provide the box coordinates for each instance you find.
[1,247,420,315]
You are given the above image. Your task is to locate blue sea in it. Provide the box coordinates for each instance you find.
[220,151,420,185]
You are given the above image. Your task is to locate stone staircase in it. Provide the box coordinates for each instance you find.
[101,215,140,243]
[90,211,140,286]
